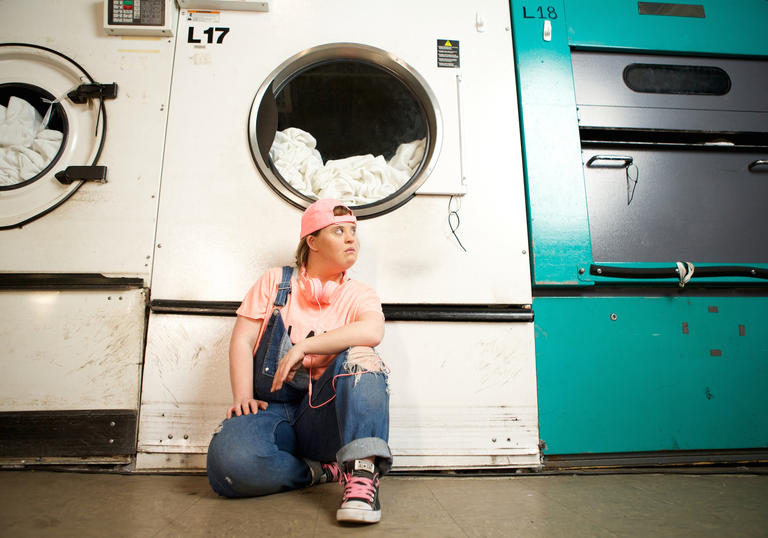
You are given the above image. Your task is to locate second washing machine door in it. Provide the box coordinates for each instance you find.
[0,44,109,229]
[249,43,442,218]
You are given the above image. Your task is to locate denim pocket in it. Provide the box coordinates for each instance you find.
[253,309,307,402]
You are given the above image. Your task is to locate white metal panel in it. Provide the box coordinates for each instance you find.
[137,313,539,470]
[0,0,176,279]
[137,314,233,454]
[0,289,147,411]
[385,321,540,469]
[151,0,530,304]
[177,0,271,11]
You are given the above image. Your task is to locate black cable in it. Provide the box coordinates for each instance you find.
[448,196,467,252]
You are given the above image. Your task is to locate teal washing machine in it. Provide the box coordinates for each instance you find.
[510,0,768,467]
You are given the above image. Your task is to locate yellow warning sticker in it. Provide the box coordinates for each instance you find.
[437,39,460,68]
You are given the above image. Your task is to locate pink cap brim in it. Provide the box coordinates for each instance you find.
[300,198,357,239]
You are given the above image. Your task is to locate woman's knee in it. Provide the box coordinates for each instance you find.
[346,346,386,372]
[205,415,287,498]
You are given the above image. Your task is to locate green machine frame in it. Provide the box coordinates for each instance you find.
[511,0,768,465]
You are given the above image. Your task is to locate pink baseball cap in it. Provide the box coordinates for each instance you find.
[300,198,357,239]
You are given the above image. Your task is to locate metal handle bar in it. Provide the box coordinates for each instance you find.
[748,160,768,172]
[586,155,634,168]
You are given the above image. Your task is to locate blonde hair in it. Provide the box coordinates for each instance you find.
[294,205,354,268]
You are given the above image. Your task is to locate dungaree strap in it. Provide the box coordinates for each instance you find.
[274,265,294,307]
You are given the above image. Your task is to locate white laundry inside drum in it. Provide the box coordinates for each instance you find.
[270,126,425,205]
[0,96,63,186]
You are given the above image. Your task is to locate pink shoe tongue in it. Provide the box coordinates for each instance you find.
[353,459,375,473]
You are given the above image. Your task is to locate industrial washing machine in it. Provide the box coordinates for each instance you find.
[0,0,175,464]
[511,0,768,467]
[137,0,539,470]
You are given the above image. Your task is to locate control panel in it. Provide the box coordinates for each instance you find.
[104,0,174,36]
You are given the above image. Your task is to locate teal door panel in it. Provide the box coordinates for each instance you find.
[534,296,768,454]
[564,0,768,56]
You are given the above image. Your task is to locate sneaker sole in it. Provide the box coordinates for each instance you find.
[336,507,381,524]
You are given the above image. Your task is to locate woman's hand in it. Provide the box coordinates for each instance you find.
[226,398,268,419]
[270,345,306,392]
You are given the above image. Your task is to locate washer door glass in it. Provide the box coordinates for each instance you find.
[249,43,441,218]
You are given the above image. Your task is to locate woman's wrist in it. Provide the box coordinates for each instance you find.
[294,338,309,357]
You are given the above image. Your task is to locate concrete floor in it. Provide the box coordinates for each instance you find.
[1,470,767,537]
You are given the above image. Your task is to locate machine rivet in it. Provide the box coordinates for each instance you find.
[168,434,173,439]
[491,437,497,443]
[109,439,114,444]
[610,313,618,321]
[157,243,163,248]
[184,434,189,440]
[597,268,602,274]
[110,421,116,427]
[522,250,527,255]
[578,268,585,275]
[752,269,756,275]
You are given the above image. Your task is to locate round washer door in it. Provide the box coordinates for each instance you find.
[0,44,106,229]
[249,43,442,218]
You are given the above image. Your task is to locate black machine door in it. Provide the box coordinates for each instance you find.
[583,148,768,264]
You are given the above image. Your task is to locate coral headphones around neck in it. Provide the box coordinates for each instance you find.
[299,266,343,305]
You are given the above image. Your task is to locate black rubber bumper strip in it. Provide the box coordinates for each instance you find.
[590,264,768,280]
[150,300,534,322]
[0,273,144,290]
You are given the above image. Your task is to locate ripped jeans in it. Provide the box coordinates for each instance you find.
[206,348,391,498]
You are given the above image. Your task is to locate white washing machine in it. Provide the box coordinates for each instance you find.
[136,0,537,471]
[0,0,175,464]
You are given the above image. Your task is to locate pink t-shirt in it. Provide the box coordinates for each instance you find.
[236,266,384,376]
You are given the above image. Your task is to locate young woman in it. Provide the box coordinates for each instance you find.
[206,198,391,524]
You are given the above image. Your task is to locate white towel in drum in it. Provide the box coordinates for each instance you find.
[269,126,426,205]
[0,97,63,186]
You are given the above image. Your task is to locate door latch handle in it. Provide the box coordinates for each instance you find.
[67,83,118,104]
[55,166,107,185]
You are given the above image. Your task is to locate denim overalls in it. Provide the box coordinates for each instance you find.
[206,266,392,498]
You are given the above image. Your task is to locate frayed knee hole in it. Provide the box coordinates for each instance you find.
[347,346,383,372]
